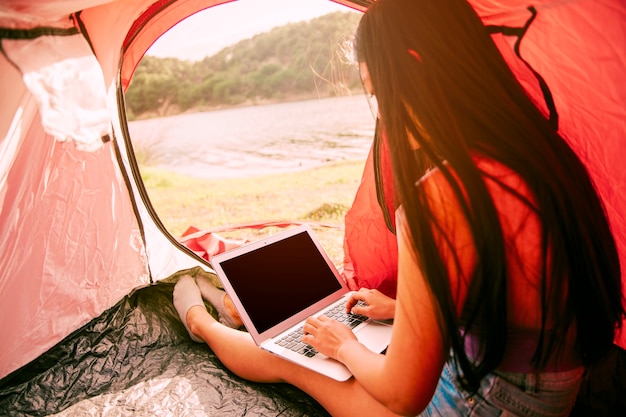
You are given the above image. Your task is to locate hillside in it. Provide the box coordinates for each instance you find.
[125,11,363,120]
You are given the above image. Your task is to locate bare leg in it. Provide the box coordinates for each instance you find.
[185,306,400,417]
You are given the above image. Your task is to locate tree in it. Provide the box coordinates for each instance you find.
[126,11,362,120]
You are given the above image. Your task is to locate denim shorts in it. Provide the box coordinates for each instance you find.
[418,359,584,416]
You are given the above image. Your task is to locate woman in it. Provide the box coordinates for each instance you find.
[172,0,625,415]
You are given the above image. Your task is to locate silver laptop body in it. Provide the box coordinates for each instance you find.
[210,224,393,381]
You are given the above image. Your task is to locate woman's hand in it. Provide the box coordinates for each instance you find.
[302,315,359,361]
[346,288,396,320]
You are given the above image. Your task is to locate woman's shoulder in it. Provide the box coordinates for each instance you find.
[473,154,520,179]
[415,164,454,206]
[417,156,525,197]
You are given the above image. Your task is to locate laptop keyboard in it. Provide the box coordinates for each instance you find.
[275,301,368,358]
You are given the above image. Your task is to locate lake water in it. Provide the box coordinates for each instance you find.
[128,94,377,179]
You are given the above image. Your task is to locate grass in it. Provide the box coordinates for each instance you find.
[141,159,366,267]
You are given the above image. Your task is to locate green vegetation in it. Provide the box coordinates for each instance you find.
[132,10,369,267]
[126,11,362,120]
[142,159,365,267]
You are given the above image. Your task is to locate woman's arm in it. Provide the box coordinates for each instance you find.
[345,213,448,414]
[303,213,448,415]
[304,169,475,415]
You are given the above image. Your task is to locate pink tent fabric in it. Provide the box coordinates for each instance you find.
[0,0,624,380]
[343,129,398,299]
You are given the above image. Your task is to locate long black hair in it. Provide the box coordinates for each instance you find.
[355,0,624,392]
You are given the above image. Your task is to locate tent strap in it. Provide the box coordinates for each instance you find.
[486,6,559,131]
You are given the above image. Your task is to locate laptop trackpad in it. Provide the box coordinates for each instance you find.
[355,321,393,354]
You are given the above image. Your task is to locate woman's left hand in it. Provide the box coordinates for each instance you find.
[301,315,359,361]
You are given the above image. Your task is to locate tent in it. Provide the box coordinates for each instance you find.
[0,0,624,415]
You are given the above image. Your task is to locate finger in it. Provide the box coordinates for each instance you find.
[346,297,356,313]
[346,290,366,312]
[350,303,368,316]
[305,316,320,326]
[348,303,365,314]
[302,334,314,345]
[317,314,332,323]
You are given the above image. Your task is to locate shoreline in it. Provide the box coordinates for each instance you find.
[129,90,366,122]
[143,157,366,182]
[156,155,363,180]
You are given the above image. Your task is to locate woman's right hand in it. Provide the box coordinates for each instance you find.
[346,288,396,320]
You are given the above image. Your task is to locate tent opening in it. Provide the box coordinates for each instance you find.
[123,1,375,269]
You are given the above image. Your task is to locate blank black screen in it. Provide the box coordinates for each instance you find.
[219,231,342,334]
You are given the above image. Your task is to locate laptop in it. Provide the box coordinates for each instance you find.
[210,223,393,381]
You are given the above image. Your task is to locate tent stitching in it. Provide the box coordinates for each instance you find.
[115,73,214,283]
[0,26,78,40]
[73,12,97,57]
[122,0,178,52]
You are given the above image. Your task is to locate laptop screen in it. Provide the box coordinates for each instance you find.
[217,230,343,334]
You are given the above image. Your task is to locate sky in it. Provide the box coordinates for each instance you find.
[147,0,356,61]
